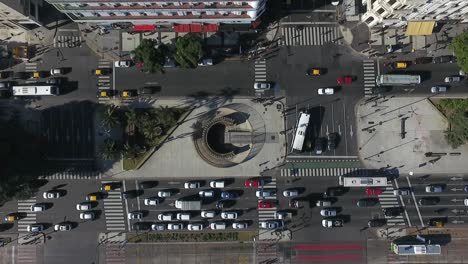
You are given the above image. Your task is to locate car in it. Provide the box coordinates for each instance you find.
[256,189,276,198]
[385,62,408,69]
[199,190,215,198]
[210,222,227,230]
[357,198,379,207]
[221,191,238,199]
[187,223,204,231]
[54,223,72,231]
[86,193,102,201]
[43,191,61,199]
[318,88,334,95]
[158,213,174,221]
[167,223,184,230]
[158,190,173,197]
[12,71,29,80]
[76,202,92,211]
[254,82,272,91]
[245,178,264,188]
[259,220,283,229]
[31,71,41,79]
[232,222,249,229]
[4,214,19,222]
[258,200,275,209]
[336,76,353,84]
[282,189,299,197]
[306,68,322,76]
[138,181,156,189]
[368,218,387,228]
[314,138,326,154]
[46,78,62,85]
[80,211,95,220]
[144,197,163,206]
[320,208,337,217]
[120,89,138,98]
[316,200,332,207]
[128,211,143,220]
[0,81,11,89]
[132,222,151,231]
[216,200,235,209]
[444,76,462,83]
[96,89,115,98]
[327,133,337,150]
[138,86,157,95]
[425,185,444,193]
[0,89,11,99]
[151,223,166,231]
[322,219,343,228]
[201,210,216,218]
[431,86,447,93]
[324,187,346,197]
[30,203,46,212]
[414,57,433,64]
[27,224,44,232]
[163,57,176,68]
[331,0,340,5]
[393,188,411,196]
[289,199,299,208]
[464,185,468,192]
[0,71,10,79]
[365,188,384,196]
[209,180,225,188]
[176,213,191,220]
[274,211,290,220]
[464,198,468,206]
[184,181,201,189]
[114,60,131,68]
[121,190,139,199]
[418,197,440,206]
[427,218,445,227]
[433,55,455,64]
[198,58,213,66]
[50,68,63,75]
[383,207,403,217]
[221,211,238,220]
[95,68,111,75]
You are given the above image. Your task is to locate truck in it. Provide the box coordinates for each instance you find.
[175,199,201,210]
[375,74,421,86]
[322,219,343,228]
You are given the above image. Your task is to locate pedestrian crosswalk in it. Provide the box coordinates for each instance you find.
[281,167,367,177]
[363,60,376,97]
[24,62,37,72]
[103,187,126,231]
[256,242,278,263]
[280,26,342,46]
[254,59,267,82]
[17,199,37,232]
[258,178,277,224]
[105,244,126,264]
[97,59,112,103]
[16,245,37,264]
[38,171,101,180]
[54,35,82,48]
[378,186,406,226]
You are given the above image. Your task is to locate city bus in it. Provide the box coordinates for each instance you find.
[391,242,441,255]
[375,74,421,86]
[338,176,388,187]
[12,86,60,96]
[291,112,310,152]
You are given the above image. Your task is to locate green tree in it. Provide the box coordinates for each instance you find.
[450,32,468,73]
[125,109,138,127]
[131,39,167,73]
[445,111,468,148]
[174,34,204,68]
[100,105,120,130]
[101,139,119,160]
[122,143,142,160]
[137,113,161,141]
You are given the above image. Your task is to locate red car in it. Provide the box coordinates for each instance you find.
[258,200,275,208]
[245,177,265,188]
[366,188,384,196]
[337,76,353,84]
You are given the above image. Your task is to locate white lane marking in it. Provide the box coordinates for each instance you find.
[123,180,130,230]
[12,246,14,264]
[342,101,348,155]
[394,178,411,227]
[406,176,424,227]
[135,180,141,212]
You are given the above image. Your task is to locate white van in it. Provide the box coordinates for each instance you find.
[210,180,225,188]
[176,213,191,220]
[210,222,226,230]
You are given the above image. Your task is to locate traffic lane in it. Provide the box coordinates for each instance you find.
[45,230,99,264]
[115,60,254,97]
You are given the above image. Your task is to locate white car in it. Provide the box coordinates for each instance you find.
[254,82,272,91]
[50,68,62,75]
[128,211,143,220]
[320,208,337,217]
[43,191,61,199]
[188,223,204,231]
[210,222,226,230]
[158,190,173,197]
[76,202,92,211]
[167,223,184,230]
[274,211,289,220]
[282,189,299,197]
[444,76,461,83]
[256,190,276,198]
[198,58,213,66]
[144,197,162,206]
[318,88,334,95]
[114,60,131,68]
[54,223,72,232]
[184,181,201,189]
[80,211,95,220]
[232,222,249,229]
[151,223,166,231]
[259,220,283,230]
[158,213,174,221]
[393,188,411,196]
[30,204,46,212]
[199,190,215,198]
[201,210,216,218]
[221,211,238,220]
[464,199,468,206]
[27,224,44,232]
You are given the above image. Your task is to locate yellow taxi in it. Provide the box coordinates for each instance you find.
[96,89,115,98]
[32,72,40,78]
[395,62,408,69]
[428,219,444,227]
[86,193,98,201]
[101,184,112,192]
[307,68,322,76]
[95,68,110,76]
[4,214,19,222]
[120,89,137,98]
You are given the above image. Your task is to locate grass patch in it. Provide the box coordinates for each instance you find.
[434,99,468,148]
[127,232,243,243]
[238,231,257,241]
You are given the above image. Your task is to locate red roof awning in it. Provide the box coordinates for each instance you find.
[133,25,155,31]
[190,24,203,32]
[203,24,219,32]
[251,19,262,29]
[174,24,190,32]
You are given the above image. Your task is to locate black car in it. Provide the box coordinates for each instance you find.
[138,86,158,95]
[414,57,433,64]
[121,190,139,199]
[324,187,347,197]
[139,181,157,189]
[216,199,235,209]
[0,89,11,99]
[357,198,379,207]
[368,218,387,228]
[327,133,337,150]
[314,138,326,155]
[432,55,455,64]
[418,197,440,206]
[383,207,404,217]
[132,222,151,231]
[46,78,62,85]
[12,71,29,80]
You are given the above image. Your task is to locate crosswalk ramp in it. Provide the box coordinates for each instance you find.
[363,60,376,97]
[281,167,367,177]
[17,199,37,232]
[254,60,267,82]
[16,245,37,264]
[105,244,126,264]
[378,186,406,226]
[54,35,82,48]
[280,26,342,46]
[38,171,101,180]
[24,62,37,72]
[103,189,126,231]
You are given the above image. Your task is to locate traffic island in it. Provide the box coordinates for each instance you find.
[127,231,257,243]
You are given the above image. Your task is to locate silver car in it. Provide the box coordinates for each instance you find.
[425,185,444,193]
[184,181,201,189]
[254,82,271,90]
[431,86,447,93]
[221,211,238,220]
[320,208,337,217]
[168,223,184,230]
[158,190,173,197]
[282,189,299,197]
[27,224,44,232]
[444,76,461,83]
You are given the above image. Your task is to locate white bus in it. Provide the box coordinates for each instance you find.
[291,112,310,152]
[391,243,441,255]
[339,176,388,187]
[12,86,60,96]
[375,74,421,86]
